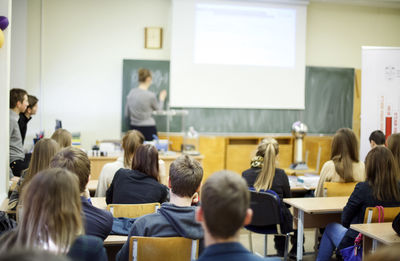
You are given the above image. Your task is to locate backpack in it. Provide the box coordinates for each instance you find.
[0,211,17,236]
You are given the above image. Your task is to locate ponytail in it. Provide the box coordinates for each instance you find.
[254,138,279,192]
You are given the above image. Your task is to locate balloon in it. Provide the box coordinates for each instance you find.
[0,29,4,48]
[0,16,9,31]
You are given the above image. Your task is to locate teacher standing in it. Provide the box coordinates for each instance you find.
[125,68,167,141]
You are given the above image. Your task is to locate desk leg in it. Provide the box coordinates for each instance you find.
[371,239,377,253]
[297,209,304,261]
[363,236,372,258]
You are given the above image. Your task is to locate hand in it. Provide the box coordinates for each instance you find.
[159,90,167,101]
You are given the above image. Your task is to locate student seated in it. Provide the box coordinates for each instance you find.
[315,128,365,197]
[8,138,60,211]
[96,130,166,197]
[196,171,275,261]
[116,155,204,261]
[388,133,400,168]
[50,147,113,241]
[369,130,385,149]
[9,88,29,177]
[316,146,400,261]
[242,138,294,256]
[0,168,107,261]
[18,95,38,145]
[106,144,168,204]
[51,128,72,148]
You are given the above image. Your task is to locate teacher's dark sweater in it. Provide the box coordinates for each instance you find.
[106,168,168,204]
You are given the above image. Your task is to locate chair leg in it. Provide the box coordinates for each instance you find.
[283,233,290,261]
[264,234,268,257]
[248,231,253,252]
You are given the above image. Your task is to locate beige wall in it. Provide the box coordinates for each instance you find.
[306,2,400,68]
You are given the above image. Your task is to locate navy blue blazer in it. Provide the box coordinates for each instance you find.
[67,235,108,261]
[197,242,275,261]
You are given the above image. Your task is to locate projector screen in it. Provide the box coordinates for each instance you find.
[170,0,307,109]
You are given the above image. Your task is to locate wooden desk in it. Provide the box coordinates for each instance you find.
[88,180,98,193]
[284,197,349,261]
[91,197,107,210]
[351,223,400,257]
[284,168,318,176]
[104,235,128,245]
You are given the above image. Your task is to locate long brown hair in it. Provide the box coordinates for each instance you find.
[122,130,145,168]
[21,138,60,191]
[365,146,400,201]
[253,138,279,192]
[388,133,400,169]
[51,129,72,148]
[132,144,160,182]
[331,128,359,182]
[0,168,83,253]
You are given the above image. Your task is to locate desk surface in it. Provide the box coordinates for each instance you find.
[351,223,400,245]
[283,196,348,214]
[91,197,107,210]
[104,235,128,245]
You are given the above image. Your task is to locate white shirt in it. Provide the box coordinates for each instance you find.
[95,156,166,197]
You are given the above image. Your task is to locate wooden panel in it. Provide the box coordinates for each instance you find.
[89,157,118,180]
[226,144,257,175]
[353,69,362,142]
[199,136,226,181]
[304,136,333,173]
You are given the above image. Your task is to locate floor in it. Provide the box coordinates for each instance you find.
[239,228,339,261]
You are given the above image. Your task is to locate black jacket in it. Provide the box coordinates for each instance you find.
[242,167,291,199]
[18,113,31,145]
[106,168,168,204]
[338,181,400,250]
[81,197,113,241]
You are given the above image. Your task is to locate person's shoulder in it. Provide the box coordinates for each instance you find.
[275,168,287,176]
[242,167,259,176]
[68,235,107,261]
[323,160,335,168]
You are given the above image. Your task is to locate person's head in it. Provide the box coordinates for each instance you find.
[369,130,386,149]
[21,138,60,191]
[25,95,39,116]
[365,146,400,202]
[252,138,279,192]
[10,88,28,112]
[138,68,152,86]
[196,171,252,243]
[387,133,400,168]
[51,128,72,148]
[3,168,83,253]
[50,147,91,193]
[0,249,72,261]
[132,144,160,182]
[330,128,359,182]
[122,130,145,168]
[169,155,203,199]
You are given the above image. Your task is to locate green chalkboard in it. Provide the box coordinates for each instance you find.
[122,60,354,134]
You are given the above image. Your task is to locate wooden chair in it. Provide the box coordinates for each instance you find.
[128,236,198,261]
[323,182,358,197]
[363,206,400,223]
[106,203,160,218]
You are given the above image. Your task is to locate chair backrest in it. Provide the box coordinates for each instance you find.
[363,206,400,223]
[323,182,358,197]
[248,190,281,227]
[106,203,160,218]
[129,236,198,261]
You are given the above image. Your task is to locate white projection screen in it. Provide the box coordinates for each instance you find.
[170,0,307,109]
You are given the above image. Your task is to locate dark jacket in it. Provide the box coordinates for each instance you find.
[116,202,204,261]
[81,197,113,241]
[393,212,400,236]
[197,242,269,261]
[18,113,31,145]
[242,167,291,199]
[338,181,400,250]
[67,235,108,261]
[106,169,168,204]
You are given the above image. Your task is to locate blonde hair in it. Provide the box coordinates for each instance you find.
[122,130,145,168]
[253,138,279,192]
[0,168,83,254]
[21,138,60,192]
[51,129,72,148]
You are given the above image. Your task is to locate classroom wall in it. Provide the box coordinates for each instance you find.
[0,0,12,201]
[10,1,400,150]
